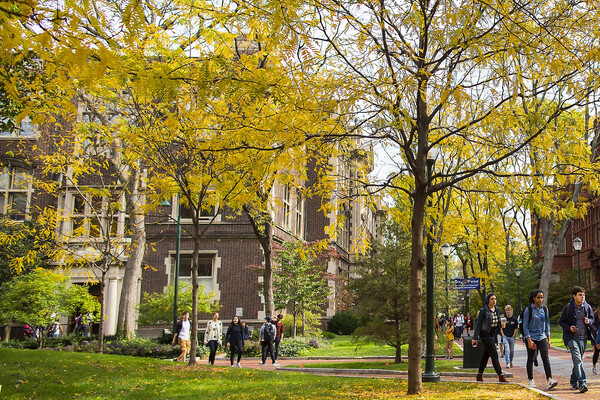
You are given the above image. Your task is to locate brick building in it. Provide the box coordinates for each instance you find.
[1,121,382,336]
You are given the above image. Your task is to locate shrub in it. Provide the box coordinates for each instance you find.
[327,311,359,335]
[322,331,336,340]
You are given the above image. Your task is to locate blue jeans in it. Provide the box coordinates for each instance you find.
[568,338,587,387]
[502,336,515,365]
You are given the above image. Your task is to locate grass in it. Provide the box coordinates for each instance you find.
[285,360,495,373]
[0,349,546,399]
[303,334,463,357]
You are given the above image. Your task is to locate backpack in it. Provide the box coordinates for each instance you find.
[518,304,548,343]
[263,323,274,342]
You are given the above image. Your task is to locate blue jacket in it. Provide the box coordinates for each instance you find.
[558,299,596,346]
[473,305,501,340]
[523,304,550,341]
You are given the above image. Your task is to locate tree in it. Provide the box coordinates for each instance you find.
[0,269,100,344]
[273,240,331,337]
[271,2,600,393]
[136,281,217,326]
[351,220,411,363]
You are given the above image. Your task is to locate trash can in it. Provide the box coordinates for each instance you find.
[463,337,484,369]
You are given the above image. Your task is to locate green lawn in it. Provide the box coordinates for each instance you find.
[303,334,463,357]
[285,360,488,373]
[0,349,545,399]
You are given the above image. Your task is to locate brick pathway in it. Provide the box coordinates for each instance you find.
[196,340,600,400]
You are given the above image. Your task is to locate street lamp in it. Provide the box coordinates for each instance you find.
[573,237,582,286]
[161,196,182,335]
[515,268,522,313]
[441,243,452,317]
[423,148,440,383]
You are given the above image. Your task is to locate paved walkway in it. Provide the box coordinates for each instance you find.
[198,339,600,400]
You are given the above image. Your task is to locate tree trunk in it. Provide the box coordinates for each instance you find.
[302,311,306,337]
[117,167,146,339]
[98,269,107,353]
[293,313,297,338]
[407,184,427,394]
[2,321,11,342]
[262,220,274,318]
[188,236,201,365]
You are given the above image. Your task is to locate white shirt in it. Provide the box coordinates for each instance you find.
[179,320,191,341]
[455,315,464,327]
[205,320,222,342]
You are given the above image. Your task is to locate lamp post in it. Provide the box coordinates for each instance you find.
[423,148,440,383]
[515,268,522,313]
[441,243,452,317]
[573,237,582,286]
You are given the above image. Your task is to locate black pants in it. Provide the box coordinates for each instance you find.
[478,338,503,376]
[594,344,600,366]
[261,340,275,364]
[230,340,243,365]
[526,338,551,380]
[274,337,281,360]
[207,340,219,364]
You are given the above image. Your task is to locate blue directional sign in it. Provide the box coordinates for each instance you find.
[451,278,480,290]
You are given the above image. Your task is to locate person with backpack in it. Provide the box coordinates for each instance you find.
[171,311,191,362]
[455,312,464,341]
[472,293,508,383]
[592,306,600,375]
[559,286,596,393]
[522,290,557,390]
[259,316,278,366]
[445,319,455,359]
[501,305,518,369]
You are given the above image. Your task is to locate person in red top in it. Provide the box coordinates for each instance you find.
[274,314,284,361]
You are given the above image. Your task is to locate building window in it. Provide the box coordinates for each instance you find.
[0,165,32,221]
[558,236,566,254]
[295,190,303,237]
[172,253,214,292]
[0,117,36,138]
[283,184,291,229]
[61,191,125,239]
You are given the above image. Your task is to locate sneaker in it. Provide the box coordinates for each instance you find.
[506,364,511,369]
[258,363,265,366]
[528,380,536,388]
[509,361,513,368]
[547,378,558,389]
[236,362,241,368]
[230,364,235,367]
[272,362,280,366]
[580,384,588,393]
[571,383,579,390]
[593,366,598,375]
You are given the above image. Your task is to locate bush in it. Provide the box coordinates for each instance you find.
[327,311,359,335]
[322,331,336,340]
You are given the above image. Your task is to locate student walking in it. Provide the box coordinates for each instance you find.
[501,305,518,369]
[559,286,596,393]
[203,312,223,365]
[522,291,557,390]
[472,293,508,383]
[225,316,245,367]
[172,311,191,362]
[445,319,455,359]
[259,316,278,366]
[592,306,600,375]
[274,314,284,361]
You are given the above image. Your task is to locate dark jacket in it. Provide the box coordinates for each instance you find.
[558,298,596,346]
[473,305,501,340]
[226,324,245,345]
